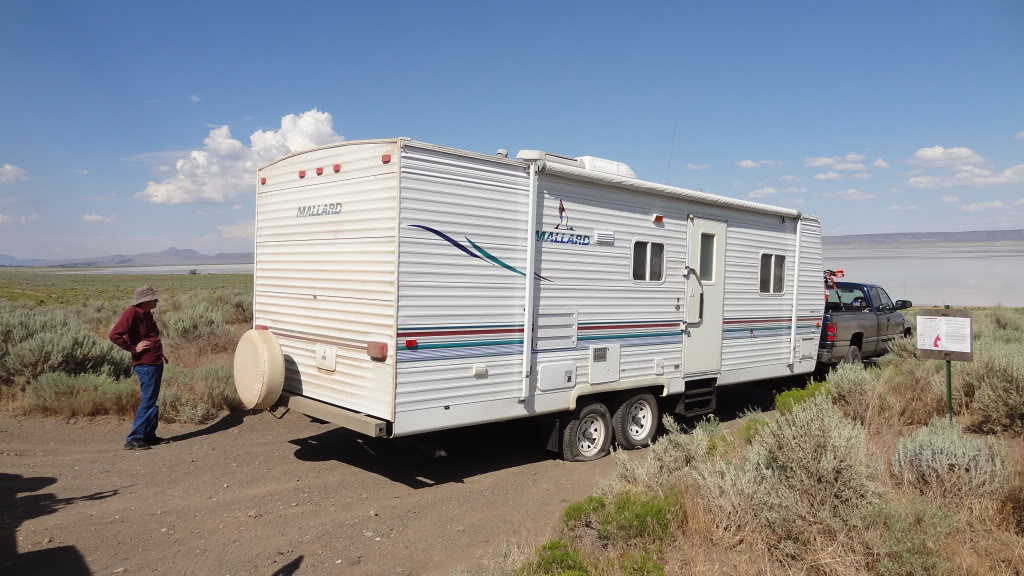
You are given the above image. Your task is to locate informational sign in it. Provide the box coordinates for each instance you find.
[917,309,973,362]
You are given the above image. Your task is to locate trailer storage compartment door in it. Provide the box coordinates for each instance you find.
[254,140,399,421]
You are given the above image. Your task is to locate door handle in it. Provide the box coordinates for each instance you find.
[685,266,704,324]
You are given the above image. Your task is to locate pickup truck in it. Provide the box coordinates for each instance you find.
[818,280,913,365]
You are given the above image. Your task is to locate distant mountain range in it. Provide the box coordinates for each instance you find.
[824,229,1024,247]
[1,229,1022,268]
[0,247,254,268]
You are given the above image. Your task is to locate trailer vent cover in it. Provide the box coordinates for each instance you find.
[594,231,615,245]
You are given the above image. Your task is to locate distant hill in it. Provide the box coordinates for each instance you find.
[824,229,1024,247]
[0,248,254,269]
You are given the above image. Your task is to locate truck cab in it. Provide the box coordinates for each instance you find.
[818,281,912,365]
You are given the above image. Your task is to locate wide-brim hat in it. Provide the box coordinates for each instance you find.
[132,286,159,305]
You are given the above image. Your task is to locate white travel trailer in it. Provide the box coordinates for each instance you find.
[233,138,825,461]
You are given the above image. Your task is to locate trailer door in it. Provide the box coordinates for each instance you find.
[684,217,727,376]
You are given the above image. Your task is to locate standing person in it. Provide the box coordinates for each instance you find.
[109,286,168,450]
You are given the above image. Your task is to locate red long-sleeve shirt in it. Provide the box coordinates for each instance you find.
[108,305,164,366]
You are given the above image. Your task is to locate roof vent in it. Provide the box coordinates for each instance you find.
[577,156,636,178]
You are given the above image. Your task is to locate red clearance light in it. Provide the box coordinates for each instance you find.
[381,154,392,164]
[405,339,418,349]
[316,167,323,176]
[367,341,388,362]
[298,170,306,179]
[333,164,341,173]
[260,177,266,185]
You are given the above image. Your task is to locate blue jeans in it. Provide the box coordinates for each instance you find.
[127,364,163,442]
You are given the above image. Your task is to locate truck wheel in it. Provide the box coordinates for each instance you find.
[561,400,612,462]
[842,345,862,365]
[612,392,659,449]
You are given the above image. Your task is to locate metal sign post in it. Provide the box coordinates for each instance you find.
[916,306,974,421]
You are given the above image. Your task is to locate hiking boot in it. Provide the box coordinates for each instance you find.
[124,439,152,450]
[145,436,171,445]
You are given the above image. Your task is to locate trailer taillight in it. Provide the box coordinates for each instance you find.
[825,322,837,342]
[367,341,388,362]
[381,154,392,164]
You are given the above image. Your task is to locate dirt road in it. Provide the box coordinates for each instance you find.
[1,381,787,576]
[1,410,618,576]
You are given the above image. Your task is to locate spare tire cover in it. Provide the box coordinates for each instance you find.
[233,329,286,410]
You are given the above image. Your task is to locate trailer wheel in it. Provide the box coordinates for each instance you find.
[842,345,862,365]
[561,400,612,462]
[612,392,659,449]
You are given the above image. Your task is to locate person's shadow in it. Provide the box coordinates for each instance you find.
[0,473,119,575]
[166,410,250,443]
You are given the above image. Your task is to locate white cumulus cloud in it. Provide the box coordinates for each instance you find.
[942,195,960,203]
[190,94,201,103]
[834,161,867,171]
[850,172,872,180]
[218,220,255,238]
[1015,131,1024,140]
[736,159,777,169]
[815,171,841,181]
[911,145,984,166]
[136,109,343,204]
[0,163,29,184]
[961,200,1005,212]
[0,212,38,224]
[748,187,777,199]
[74,168,89,176]
[804,156,836,168]
[873,158,889,169]
[887,204,918,211]
[687,163,707,171]
[826,188,877,201]
[909,163,1024,188]
[82,213,115,223]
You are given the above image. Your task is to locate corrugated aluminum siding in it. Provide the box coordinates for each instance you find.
[254,140,399,420]
[395,145,530,413]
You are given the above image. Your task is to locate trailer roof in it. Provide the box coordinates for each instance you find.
[260,138,815,221]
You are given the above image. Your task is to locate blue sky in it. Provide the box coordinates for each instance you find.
[1,1,1022,259]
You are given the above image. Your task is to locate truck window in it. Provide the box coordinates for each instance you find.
[872,287,895,312]
[828,285,869,311]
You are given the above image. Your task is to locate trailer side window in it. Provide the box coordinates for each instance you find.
[631,240,666,283]
[759,253,786,294]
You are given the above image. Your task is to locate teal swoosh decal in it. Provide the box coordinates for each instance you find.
[465,237,525,276]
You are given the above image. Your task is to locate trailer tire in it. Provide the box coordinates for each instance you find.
[233,329,286,410]
[612,392,659,449]
[842,345,862,365]
[560,400,612,462]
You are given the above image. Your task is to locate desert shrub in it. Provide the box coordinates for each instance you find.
[602,416,714,495]
[827,362,878,424]
[562,495,606,528]
[736,408,768,444]
[773,379,829,414]
[884,334,919,361]
[195,364,240,409]
[529,540,589,575]
[24,372,137,418]
[163,302,226,340]
[0,304,131,384]
[562,491,679,545]
[217,288,253,325]
[892,417,1009,501]
[961,341,1024,434]
[696,396,877,550]
[596,491,678,543]
[620,552,665,576]
[859,496,953,576]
